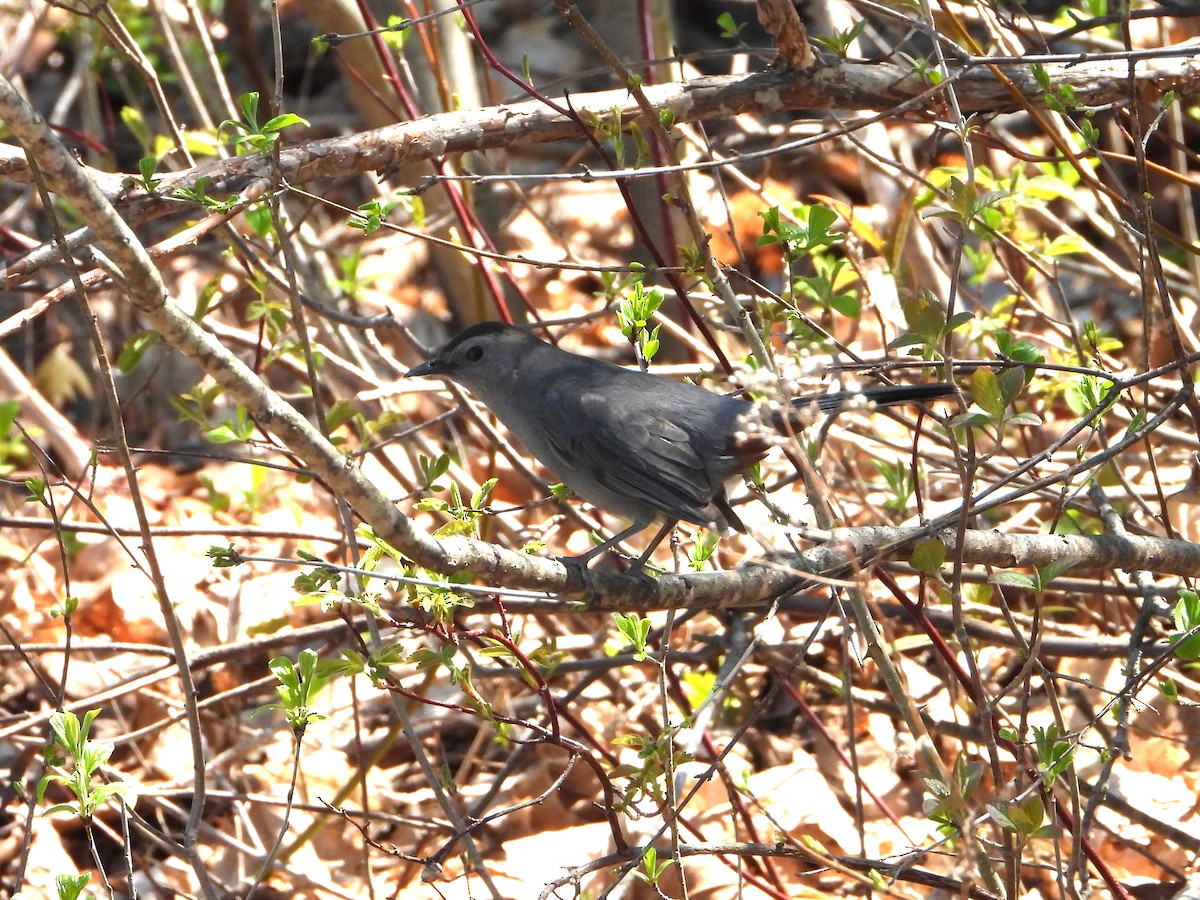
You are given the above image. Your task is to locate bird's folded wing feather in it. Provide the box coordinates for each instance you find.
[543,388,721,525]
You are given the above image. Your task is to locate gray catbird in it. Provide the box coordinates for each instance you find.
[407,321,954,565]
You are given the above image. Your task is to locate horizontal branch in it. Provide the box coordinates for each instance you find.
[573,523,1200,611]
[4,49,1198,283]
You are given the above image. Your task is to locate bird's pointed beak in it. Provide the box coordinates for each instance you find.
[405,360,441,378]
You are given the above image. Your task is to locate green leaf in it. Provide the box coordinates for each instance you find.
[990,570,1036,589]
[716,11,745,39]
[970,368,1005,417]
[909,539,946,574]
[262,112,308,132]
[117,333,160,372]
[901,292,947,343]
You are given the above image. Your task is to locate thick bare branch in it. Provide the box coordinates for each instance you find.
[2,50,1197,256]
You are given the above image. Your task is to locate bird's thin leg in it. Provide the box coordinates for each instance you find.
[629,519,677,571]
[569,519,654,566]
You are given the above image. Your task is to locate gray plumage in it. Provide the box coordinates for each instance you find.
[407,321,953,560]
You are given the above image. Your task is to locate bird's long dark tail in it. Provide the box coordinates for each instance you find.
[767,382,956,432]
[811,381,957,413]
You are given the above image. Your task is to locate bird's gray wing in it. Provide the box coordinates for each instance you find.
[542,385,724,526]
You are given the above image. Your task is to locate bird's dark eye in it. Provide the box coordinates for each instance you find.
[465,345,484,362]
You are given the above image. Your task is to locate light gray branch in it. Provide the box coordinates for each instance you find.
[3,49,1199,276]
